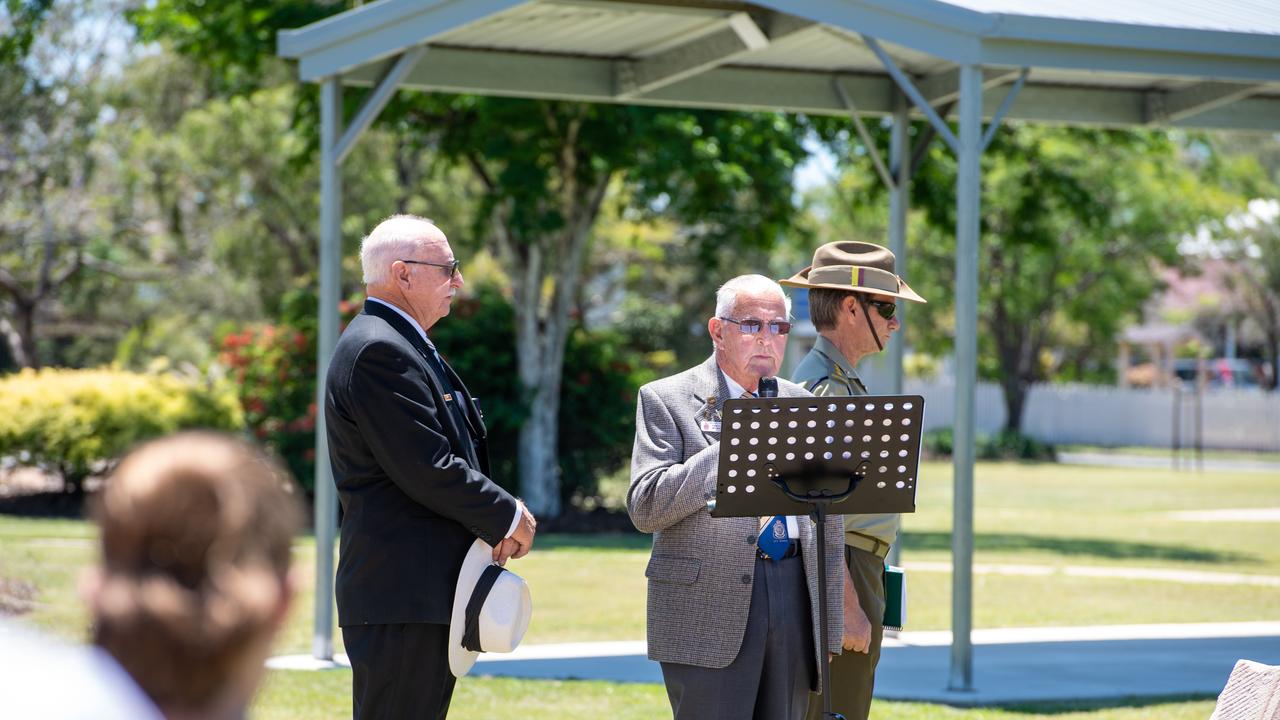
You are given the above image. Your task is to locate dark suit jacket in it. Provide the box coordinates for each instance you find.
[325,300,519,627]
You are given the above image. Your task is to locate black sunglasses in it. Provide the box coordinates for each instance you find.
[720,317,792,336]
[860,297,897,320]
[401,258,461,277]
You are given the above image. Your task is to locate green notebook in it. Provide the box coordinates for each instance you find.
[883,564,906,631]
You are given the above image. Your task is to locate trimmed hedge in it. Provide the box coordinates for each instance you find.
[0,368,244,491]
[922,426,1056,461]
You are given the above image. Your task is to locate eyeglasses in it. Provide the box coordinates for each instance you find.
[401,258,461,278]
[861,297,897,320]
[719,317,792,336]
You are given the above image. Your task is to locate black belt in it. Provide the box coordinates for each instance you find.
[756,540,800,561]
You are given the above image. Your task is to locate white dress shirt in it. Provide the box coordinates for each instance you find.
[717,366,799,539]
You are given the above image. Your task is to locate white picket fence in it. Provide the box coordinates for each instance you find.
[900,380,1280,452]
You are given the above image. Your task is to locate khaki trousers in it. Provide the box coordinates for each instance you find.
[804,545,885,720]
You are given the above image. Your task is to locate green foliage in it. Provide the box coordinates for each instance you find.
[922,427,1055,461]
[216,289,324,491]
[978,429,1057,461]
[922,427,955,458]
[429,287,523,492]
[407,96,811,263]
[124,0,820,515]
[127,0,339,97]
[432,286,657,503]
[0,367,243,490]
[0,0,54,67]
[905,126,1233,428]
[558,327,660,503]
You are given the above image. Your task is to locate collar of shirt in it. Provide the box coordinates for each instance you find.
[719,368,750,399]
[366,296,432,348]
[813,334,866,389]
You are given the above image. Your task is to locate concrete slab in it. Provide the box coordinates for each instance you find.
[875,635,1280,705]
[460,623,1280,704]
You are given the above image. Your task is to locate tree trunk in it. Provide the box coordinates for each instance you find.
[1002,376,1026,433]
[0,302,38,369]
[1267,329,1280,392]
[503,175,609,518]
[516,347,564,517]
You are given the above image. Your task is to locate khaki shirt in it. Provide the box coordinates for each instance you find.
[790,335,900,547]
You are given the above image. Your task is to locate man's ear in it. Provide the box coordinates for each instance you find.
[708,317,722,347]
[844,295,859,317]
[393,261,411,288]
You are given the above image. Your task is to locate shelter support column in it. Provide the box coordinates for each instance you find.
[313,76,343,661]
[950,63,982,692]
[886,92,910,569]
[887,93,910,394]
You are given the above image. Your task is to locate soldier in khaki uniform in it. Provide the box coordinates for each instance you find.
[781,241,926,720]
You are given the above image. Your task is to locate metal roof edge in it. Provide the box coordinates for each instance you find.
[986,13,1280,62]
[836,0,997,35]
[278,0,494,59]
[751,0,993,63]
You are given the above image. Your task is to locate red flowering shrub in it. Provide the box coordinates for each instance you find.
[219,323,318,490]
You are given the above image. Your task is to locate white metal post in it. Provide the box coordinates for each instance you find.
[886,93,909,394]
[313,77,343,661]
[950,63,982,692]
[886,93,909,570]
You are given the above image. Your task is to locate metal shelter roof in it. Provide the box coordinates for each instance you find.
[279,0,1280,131]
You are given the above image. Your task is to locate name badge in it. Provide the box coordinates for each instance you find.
[700,420,721,433]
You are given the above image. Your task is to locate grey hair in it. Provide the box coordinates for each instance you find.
[360,214,444,285]
[714,274,792,320]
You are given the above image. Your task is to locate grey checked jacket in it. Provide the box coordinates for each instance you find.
[628,355,844,672]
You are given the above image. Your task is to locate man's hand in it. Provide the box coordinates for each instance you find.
[842,564,872,654]
[491,502,537,564]
[843,601,872,653]
[510,502,537,559]
[492,537,520,566]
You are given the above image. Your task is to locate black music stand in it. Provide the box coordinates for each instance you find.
[712,394,925,720]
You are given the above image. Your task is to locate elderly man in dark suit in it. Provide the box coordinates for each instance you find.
[325,214,537,719]
[628,274,844,720]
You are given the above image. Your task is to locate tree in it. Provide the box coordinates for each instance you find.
[1221,200,1280,390]
[0,0,120,367]
[407,98,809,514]
[94,47,480,371]
[131,2,817,516]
[813,124,1237,430]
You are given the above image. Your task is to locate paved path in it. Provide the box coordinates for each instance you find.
[1058,451,1280,474]
[270,621,1280,704]
[902,561,1280,587]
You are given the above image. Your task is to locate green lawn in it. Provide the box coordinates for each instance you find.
[2,459,1274,718]
[1059,444,1280,464]
[254,670,1216,720]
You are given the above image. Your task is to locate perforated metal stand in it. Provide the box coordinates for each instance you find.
[713,395,925,720]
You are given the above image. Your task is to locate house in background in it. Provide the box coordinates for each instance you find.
[1119,259,1270,389]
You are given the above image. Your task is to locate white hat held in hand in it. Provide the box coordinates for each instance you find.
[448,538,533,677]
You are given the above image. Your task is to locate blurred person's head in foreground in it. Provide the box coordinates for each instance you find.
[85,431,303,719]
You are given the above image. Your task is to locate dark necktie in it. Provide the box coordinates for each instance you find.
[739,390,790,559]
[423,339,472,444]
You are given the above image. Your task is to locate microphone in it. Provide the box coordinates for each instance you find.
[758,376,778,398]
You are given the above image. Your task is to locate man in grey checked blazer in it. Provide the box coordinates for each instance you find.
[628,274,844,720]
